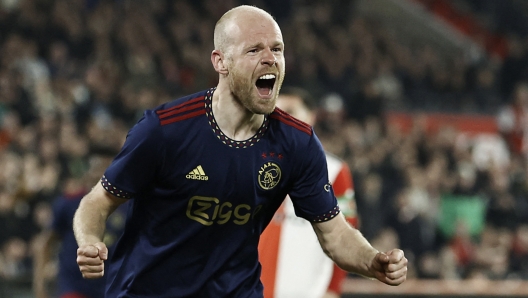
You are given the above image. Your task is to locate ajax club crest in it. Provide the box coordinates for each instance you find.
[258,162,281,190]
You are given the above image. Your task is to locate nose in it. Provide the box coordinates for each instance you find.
[261,48,276,66]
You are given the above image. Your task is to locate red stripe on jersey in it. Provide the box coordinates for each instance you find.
[270,108,312,136]
[156,96,205,116]
[158,101,204,119]
[274,108,311,131]
[160,109,206,126]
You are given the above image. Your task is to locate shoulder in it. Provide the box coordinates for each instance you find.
[132,89,210,134]
[269,107,312,136]
[268,108,326,167]
[154,89,210,126]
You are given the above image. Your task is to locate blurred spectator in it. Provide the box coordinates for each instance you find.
[470,63,502,113]
[0,237,31,281]
[499,35,528,99]
[511,224,528,279]
[497,82,528,157]
[33,154,128,298]
[355,172,386,241]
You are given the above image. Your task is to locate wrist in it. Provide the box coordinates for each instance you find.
[77,236,104,247]
[365,249,381,278]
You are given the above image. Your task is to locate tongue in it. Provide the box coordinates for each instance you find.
[257,86,271,96]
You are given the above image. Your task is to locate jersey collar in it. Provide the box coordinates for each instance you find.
[205,88,270,149]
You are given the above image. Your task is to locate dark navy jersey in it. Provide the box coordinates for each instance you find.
[52,190,127,298]
[102,88,340,298]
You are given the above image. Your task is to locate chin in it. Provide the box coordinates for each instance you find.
[262,97,277,113]
[251,101,276,115]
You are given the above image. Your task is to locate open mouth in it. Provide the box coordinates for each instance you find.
[255,74,276,97]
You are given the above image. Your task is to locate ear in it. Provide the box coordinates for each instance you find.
[211,50,228,75]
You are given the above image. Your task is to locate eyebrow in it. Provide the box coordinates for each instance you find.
[244,41,284,50]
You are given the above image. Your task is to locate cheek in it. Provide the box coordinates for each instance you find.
[232,69,248,84]
[277,55,286,67]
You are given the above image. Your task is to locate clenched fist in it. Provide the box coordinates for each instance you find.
[369,249,408,286]
[76,242,108,279]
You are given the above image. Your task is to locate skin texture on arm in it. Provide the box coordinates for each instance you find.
[312,213,407,286]
[73,182,128,279]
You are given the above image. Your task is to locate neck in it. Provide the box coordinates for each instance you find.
[212,83,265,141]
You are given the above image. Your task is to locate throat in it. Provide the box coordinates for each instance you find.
[211,96,265,141]
[225,116,264,141]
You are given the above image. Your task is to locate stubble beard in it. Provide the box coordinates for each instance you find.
[228,67,283,115]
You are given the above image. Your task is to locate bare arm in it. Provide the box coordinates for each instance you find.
[73,182,128,278]
[312,213,407,286]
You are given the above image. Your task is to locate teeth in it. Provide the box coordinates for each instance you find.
[259,74,276,80]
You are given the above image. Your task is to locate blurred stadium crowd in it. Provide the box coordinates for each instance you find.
[1,0,528,294]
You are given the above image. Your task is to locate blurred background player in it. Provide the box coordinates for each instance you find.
[259,86,358,298]
[33,154,128,298]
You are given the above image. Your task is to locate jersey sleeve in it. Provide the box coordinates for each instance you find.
[102,110,164,198]
[288,132,340,222]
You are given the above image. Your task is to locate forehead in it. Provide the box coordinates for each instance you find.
[230,14,283,46]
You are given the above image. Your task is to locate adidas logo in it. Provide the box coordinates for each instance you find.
[186,165,209,181]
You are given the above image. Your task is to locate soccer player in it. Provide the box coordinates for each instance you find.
[73,5,407,297]
[33,156,128,298]
[258,87,357,298]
